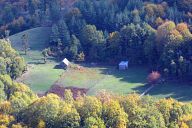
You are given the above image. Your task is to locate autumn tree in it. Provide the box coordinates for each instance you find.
[102,100,128,128]
[22,94,61,127]
[57,101,80,128]
[76,96,102,121]
[147,71,161,85]
[84,117,106,128]
[0,40,26,78]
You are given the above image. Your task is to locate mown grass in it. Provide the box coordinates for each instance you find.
[9,27,52,61]
[57,66,148,95]
[24,62,63,92]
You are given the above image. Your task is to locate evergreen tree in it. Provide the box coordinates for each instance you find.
[49,0,60,21]
[68,35,80,60]
[132,9,141,24]
[2,4,14,23]
[50,24,60,44]
[58,20,71,46]
[39,0,47,22]
[40,0,47,14]
[28,0,36,15]
[68,16,86,37]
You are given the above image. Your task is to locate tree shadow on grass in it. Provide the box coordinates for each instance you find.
[79,63,192,102]
[26,55,60,65]
[78,63,148,83]
[132,82,192,102]
[28,61,45,65]
[99,65,148,84]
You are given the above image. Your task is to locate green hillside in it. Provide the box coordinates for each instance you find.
[9,27,51,62]
[9,27,63,93]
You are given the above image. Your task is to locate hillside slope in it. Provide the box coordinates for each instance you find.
[9,27,51,51]
[9,27,63,93]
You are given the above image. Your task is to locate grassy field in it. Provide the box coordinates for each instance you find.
[56,65,148,95]
[24,62,63,92]
[9,27,64,92]
[9,27,51,62]
[56,64,192,102]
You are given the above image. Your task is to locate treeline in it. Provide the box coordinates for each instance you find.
[0,0,192,35]
[0,74,191,128]
[0,40,26,79]
[75,0,191,31]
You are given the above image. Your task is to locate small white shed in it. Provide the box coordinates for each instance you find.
[119,61,129,70]
[61,58,70,69]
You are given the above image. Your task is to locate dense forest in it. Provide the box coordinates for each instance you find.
[1,0,192,127]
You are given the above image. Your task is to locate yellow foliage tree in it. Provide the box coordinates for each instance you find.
[37,119,46,128]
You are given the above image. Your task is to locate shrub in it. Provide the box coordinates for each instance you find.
[147,71,161,84]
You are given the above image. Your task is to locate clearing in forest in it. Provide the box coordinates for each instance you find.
[9,27,192,102]
[55,65,148,95]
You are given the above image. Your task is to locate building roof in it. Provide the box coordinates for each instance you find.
[62,58,70,66]
[119,61,128,66]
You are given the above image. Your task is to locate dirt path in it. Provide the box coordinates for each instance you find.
[140,85,154,97]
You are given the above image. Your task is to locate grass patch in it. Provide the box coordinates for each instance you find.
[9,27,51,63]
[57,66,148,95]
[148,82,192,102]
[25,62,63,92]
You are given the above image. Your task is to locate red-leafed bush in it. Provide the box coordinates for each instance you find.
[147,71,161,84]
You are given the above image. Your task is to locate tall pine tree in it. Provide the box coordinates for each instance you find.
[50,24,60,44]
[68,35,80,59]
[58,19,71,47]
